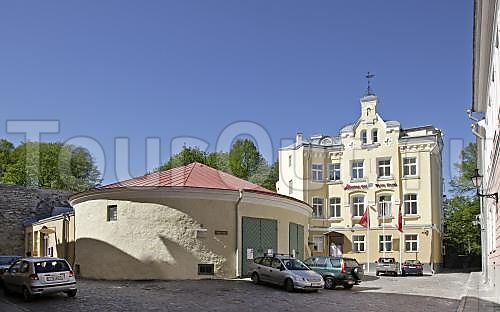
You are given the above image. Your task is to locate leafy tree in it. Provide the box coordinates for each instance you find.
[0,139,14,179]
[449,142,477,195]
[1,142,101,192]
[157,146,208,171]
[228,139,261,180]
[249,160,279,191]
[206,151,230,172]
[443,142,481,256]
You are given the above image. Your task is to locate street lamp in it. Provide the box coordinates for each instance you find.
[471,169,498,203]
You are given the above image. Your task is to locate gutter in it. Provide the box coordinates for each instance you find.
[235,189,243,278]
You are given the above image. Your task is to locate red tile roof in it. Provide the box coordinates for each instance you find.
[102,162,274,194]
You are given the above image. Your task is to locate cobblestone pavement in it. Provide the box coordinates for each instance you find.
[0,273,475,312]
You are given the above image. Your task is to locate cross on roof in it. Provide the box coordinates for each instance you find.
[366,72,376,96]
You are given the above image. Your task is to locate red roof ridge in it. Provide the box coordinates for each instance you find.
[182,162,198,186]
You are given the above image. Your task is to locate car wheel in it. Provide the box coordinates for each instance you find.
[285,279,294,292]
[343,284,354,289]
[22,287,32,302]
[394,272,398,277]
[324,277,335,289]
[66,289,77,297]
[251,273,260,285]
[376,271,380,276]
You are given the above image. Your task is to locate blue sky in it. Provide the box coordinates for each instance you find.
[0,1,474,186]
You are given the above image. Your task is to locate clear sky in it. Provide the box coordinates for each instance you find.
[0,0,474,186]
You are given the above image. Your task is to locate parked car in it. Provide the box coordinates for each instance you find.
[375,257,398,276]
[401,260,424,276]
[303,256,364,289]
[3,257,77,301]
[0,256,22,276]
[248,255,324,292]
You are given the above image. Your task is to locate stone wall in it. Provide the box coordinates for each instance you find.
[0,184,72,256]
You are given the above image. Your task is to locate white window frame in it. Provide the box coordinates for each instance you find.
[405,234,419,252]
[379,235,393,252]
[288,179,293,195]
[312,197,325,219]
[352,235,366,252]
[403,157,418,177]
[378,194,392,217]
[312,164,324,182]
[377,158,391,178]
[328,163,341,181]
[329,197,341,218]
[361,130,367,144]
[313,235,325,252]
[351,195,365,217]
[351,160,364,179]
[404,194,418,215]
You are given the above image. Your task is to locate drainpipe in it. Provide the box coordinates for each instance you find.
[235,189,244,278]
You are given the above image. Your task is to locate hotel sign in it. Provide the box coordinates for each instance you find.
[344,182,397,190]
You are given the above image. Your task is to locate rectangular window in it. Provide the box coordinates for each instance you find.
[403,157,417,176]
[351,160,364,179]
[198,264,215,275]
[312,164,324,182]
[312,197,325,218]
[352,196,365,217]
[328,163,341,181]
[313,236,325,252]
[405,234,419,252]
[353,235,366,252]
[379,235,392,252]
[107,205,117,222]
[361,130,367,144]
[372,129,378,143]
[288,179,293,195]
[404,194,418,215]
[329,197,341,218]
[378,195,392,217]
[378,159,391,177]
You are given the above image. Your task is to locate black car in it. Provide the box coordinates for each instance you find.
[304,256,364,289]
[401,260,424,276]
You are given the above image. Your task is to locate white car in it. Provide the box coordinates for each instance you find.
[248,255,324,292]
[3,257,77,301]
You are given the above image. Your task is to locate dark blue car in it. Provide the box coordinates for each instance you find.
[401,260,424,276]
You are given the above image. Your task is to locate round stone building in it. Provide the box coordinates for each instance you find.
[69,162,311,280]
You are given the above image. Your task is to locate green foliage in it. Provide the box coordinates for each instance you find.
[228,139,261,180]
[444,142,481,256]
[158,140,279,191]
[1,141,101,192]
[449,142,477,195]
[0,139,14,179]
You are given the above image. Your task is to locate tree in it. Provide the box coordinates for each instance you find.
[449,142,477,195]
[1,142,101,192]
[228,139,261,180]
[443,142,481,256]
[157,146,208,171]
[249,160,279,191]
[0,139,14,179]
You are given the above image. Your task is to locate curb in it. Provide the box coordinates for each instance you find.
[456,272,473,312]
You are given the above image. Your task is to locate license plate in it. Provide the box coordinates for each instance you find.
[312,282,322,287]
[347,281,354,285]
[409,266,416,269]
[46,274,64,281]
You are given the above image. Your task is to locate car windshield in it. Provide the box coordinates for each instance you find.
[405,260,421,265]
[282,259,309,270]
[0,256,19,265]
[34,260,70,273]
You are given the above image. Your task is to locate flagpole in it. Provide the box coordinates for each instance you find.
[367,206,370,273]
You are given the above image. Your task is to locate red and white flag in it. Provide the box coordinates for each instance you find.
[397,204,403,232]
[358,207,370,229]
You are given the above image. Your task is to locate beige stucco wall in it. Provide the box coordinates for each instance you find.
[25,214,76,265]
[70,187,311,280]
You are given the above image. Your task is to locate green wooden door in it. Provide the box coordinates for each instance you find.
[242,217,278,277]
[289,223,305,260]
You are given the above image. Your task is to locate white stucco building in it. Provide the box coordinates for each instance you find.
[472,0,500,300]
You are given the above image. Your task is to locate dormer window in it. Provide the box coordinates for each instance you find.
[361,130,367,144]
[372,129,378,143]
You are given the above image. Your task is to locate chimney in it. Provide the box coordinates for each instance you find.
[296,132,303,145]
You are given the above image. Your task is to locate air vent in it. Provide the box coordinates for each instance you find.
[198,264,214,275]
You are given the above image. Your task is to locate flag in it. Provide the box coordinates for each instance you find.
[358,207,370,228]
[397,204,403,232]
